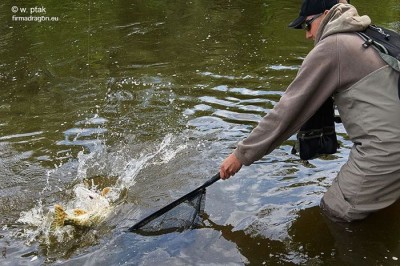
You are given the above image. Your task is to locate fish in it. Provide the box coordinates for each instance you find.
[51,186,112,229]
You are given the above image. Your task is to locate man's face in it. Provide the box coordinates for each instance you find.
[304,13,324,40]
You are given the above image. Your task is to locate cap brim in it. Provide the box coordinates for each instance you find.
[288,16,306,29]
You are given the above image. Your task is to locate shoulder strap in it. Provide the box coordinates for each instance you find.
[357,25,400,58]
[357,31,389,54]
[357,25,400,72]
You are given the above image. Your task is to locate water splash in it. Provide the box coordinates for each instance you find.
[15,133,187,248]
[117,133,184,187]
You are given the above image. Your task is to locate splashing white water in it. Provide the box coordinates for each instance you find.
[16,133,187,245]
[118,133,186,187]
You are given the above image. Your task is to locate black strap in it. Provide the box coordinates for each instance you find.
[357,25,400,60]
[357,31,389,54]
[398,74,400,101]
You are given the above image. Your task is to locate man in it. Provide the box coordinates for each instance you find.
[219,0,400,222]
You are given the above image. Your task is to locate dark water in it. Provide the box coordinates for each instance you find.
[1,0,399,265]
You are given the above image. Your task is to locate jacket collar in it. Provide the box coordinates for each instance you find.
[315,4,371,45]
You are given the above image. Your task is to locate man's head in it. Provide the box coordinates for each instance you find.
[289,0,350,39]
[288,0,342,29]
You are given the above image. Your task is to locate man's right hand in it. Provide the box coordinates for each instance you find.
[219,153,242,180]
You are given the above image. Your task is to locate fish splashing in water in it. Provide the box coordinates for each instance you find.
[51,185,113,230]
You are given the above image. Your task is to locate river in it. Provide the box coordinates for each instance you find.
[1,0,399,265]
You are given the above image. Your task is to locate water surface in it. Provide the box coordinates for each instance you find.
[1,0,400,265]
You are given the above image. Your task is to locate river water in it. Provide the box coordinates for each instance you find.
[1,0,399,265]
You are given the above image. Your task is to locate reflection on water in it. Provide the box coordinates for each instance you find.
[0,0,399,264]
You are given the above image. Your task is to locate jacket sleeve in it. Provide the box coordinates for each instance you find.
[233,37,340,166]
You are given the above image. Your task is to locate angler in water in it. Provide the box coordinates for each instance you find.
[220,0,400,222]
[51,186,112,229]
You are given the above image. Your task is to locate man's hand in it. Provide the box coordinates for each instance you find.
[219,153,242,180]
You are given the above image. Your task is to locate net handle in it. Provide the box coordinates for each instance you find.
[128,173,220,232]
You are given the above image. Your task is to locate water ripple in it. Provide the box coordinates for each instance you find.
[0,131,44,141]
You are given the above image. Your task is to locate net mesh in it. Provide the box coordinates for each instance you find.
[135,188,206,235]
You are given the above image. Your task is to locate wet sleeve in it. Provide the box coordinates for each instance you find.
[233,37,340,166]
